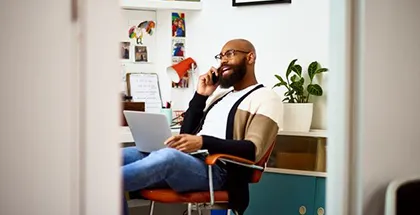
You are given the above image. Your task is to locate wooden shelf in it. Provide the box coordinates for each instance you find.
[120,0,202,11]
[277,129,327,138]
[265,167,327,178]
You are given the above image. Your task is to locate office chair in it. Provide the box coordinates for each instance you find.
[139,141,276,215]
[385,175,420,215]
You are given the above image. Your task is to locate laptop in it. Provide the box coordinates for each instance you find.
[123,110,208,155]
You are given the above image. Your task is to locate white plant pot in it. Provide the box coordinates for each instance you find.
[282,103,313,132]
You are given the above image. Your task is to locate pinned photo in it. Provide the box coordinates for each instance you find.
[172,12,185,37]
[172,38,185,57]
[172,71,189,88]
[120,42,130,60]
[171,56,184,65]
[171,57,189,88]
[134,46,148,62]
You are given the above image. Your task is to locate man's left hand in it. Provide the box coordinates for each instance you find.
[164,134,203,153]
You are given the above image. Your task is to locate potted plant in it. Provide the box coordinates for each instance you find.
[273,59,328,132]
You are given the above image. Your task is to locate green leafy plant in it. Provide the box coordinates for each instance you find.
[273,59,328,103]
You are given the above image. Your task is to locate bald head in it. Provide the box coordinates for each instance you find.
[222,39,256,60]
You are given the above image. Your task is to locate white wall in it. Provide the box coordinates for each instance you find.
[123,1,330,129]
[171,0,330,129]
[354,0,420,214]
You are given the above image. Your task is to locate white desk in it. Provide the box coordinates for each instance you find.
[120,126,180,143]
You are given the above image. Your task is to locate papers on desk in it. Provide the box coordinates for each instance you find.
[127,73,162,113]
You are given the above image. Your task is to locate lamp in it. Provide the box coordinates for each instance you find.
[166,57,196,83]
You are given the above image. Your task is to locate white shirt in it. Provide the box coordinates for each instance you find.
[197,84,259,139]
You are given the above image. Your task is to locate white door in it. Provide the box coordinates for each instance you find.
[0,0,121,214]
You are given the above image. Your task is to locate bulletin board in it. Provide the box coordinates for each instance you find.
[120,10,156,63]
[120,10,157,90]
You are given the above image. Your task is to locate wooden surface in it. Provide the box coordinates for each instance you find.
[121,101,145,126]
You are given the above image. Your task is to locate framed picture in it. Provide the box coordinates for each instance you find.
[233,0,291,6]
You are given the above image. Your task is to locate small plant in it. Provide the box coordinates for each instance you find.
[273,59,328,103]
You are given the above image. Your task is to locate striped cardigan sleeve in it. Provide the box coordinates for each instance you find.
[235,89,283,161]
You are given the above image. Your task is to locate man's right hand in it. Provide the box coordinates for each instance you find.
[196,67,219,96]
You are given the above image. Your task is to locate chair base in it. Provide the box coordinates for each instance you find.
[147,201,239,215]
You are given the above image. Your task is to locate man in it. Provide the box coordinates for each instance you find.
[121,39,282,215]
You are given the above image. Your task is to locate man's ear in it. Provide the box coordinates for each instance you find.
[247,52,256,64]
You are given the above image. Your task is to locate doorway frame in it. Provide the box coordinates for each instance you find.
[327,0,362,214]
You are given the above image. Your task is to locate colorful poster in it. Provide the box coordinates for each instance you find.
[172,12,186,37]
[171,12,188,88]
[128,20,156,45]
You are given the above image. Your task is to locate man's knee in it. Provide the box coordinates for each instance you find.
[154,148,184,161]
[153,148,193,170]
[122,146,141,165]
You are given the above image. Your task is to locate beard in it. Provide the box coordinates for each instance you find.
[219,58,247,89]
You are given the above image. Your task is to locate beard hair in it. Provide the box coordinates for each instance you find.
[219,58,247,89]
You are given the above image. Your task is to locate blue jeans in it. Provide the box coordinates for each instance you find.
[121,147,227,215]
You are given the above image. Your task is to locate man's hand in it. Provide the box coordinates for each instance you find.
[164,134,203,153]
[196,67,219,96]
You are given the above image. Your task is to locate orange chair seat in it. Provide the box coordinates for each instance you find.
[140,189,229,203]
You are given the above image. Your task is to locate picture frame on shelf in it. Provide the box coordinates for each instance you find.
[232,0,291,6]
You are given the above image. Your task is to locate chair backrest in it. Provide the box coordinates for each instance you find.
[385,176,420,215]
[249,141,276,183]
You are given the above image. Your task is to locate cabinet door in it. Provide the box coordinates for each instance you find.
[245,172,316,215]
[314,178,326,215]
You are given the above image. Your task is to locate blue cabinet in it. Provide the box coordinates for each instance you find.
[244,172,326,215]
[314,177,326,214]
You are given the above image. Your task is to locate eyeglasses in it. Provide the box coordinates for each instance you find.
[214,49,250,62]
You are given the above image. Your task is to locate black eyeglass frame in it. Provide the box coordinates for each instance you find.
[214,49,250,61]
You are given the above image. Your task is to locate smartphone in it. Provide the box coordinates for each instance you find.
[211,72,219,84]
[212,66,222,84]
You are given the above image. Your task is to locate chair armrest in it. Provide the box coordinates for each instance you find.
[205,154,254,165]
[205,154,263,206]
[205,154,263,171]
